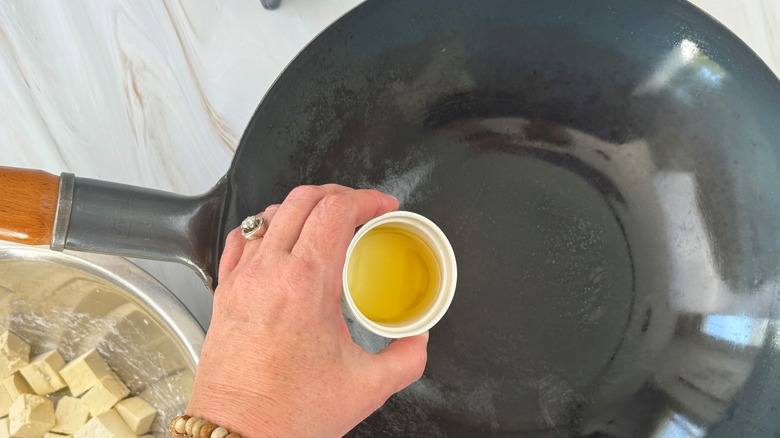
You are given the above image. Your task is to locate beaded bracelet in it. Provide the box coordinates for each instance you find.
[169,415,242,438]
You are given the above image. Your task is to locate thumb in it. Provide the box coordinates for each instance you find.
[372,332,429,394]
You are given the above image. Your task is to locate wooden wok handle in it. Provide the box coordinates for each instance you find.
[0,166,59,245]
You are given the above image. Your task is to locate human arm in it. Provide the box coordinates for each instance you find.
[184,185,429,437]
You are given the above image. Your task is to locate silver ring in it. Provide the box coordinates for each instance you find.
[241,215,267,240]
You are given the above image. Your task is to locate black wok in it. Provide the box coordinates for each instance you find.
[2,0,779,436]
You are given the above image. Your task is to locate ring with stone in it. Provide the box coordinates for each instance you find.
[241,215,267,240]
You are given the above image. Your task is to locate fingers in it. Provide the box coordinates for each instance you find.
[217,204,280,280]
[220,185,396,292]
[261,185,352,253]
[218,227,247,281]
[369,332,429,394]
[241,204,280,258]
[294,189,398,261]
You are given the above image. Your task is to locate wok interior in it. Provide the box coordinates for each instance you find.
[227,0,780,435]
[0,256,196,437]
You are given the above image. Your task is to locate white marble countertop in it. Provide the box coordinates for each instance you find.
[2,0,778,329]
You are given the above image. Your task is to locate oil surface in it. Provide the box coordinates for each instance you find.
[347,225,440,324]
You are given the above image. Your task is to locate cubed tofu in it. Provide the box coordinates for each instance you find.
[2,372,32,400]
[8,394,55,438]
[102,304,182,382]
[0,331,30,379]
[73,409,135,438]
[52,396,89,435]
[0,385,11,417]
[0,417,9,438]
[19,351,67,395]
[59,349,111,397]
[114,396,156,435]
[81,372,129,416]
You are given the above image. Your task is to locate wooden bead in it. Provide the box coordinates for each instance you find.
[169,416,179,435]
[199,422,218,438]
[174,415,190,434]
[192,418,206,436]
[185,416,199,435]
[210,427,229,438]
[169,414,238,438]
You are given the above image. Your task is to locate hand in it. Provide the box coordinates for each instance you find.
[186,185,429,437]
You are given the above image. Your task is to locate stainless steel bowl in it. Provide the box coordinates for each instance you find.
[0,244,204,437]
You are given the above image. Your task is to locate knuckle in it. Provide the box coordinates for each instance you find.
[368,380,387,403]
[412,348,428,379]
[287,253,321,278]
[287,185,321,201]
[318,193,352,215]
[225,227,243,245]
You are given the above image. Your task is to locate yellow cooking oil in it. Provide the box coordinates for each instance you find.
[347,225,440,324]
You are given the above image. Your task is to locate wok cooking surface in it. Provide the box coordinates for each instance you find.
[221,0,780,435]
[0,0,778,435]
[335,115,775,436]
[348,116,645,432]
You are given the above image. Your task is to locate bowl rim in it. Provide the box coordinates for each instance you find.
[0,243,204,369]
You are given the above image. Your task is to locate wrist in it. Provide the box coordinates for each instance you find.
[186,325,297,437]
[186,383,293,438]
